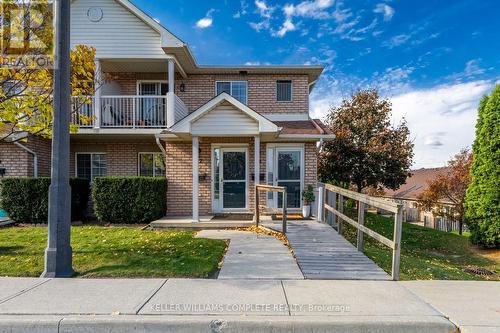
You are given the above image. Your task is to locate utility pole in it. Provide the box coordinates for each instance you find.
[41,0,73,278]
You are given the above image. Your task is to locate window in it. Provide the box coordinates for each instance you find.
[76,153,107,181]
[276,80,292,102]
[216,81,247,104]
[138,153,166,177]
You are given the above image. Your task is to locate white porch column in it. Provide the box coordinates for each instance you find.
[166,59,175,128]
[94,59,101,128]
[254,136,260,185]
[192,136,199,222]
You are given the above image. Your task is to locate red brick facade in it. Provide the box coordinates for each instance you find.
[165,138,317,217]
[107,73,309,115]
[69,141,161,177]
[0,137,51,177]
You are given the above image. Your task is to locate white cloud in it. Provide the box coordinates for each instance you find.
[233,0,248,18]
[284,0,335,19]
[249,20,270,32]
[390,80,492,168]
[255,0,274,18]
[310,80,493,168]
[274,18,296,37]
[195,9,215,29]
[383,33,411,48]
[464,59,486,77]
[374,3,394,21]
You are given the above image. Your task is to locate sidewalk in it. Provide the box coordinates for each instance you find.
[2,277,493,333]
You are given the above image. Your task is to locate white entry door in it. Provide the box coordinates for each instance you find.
[213,148,248,212]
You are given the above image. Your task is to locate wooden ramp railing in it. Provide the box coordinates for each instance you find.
[317,183,404,280]
[254,184,287,234]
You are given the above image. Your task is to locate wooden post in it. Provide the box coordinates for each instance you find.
[330,192,337,227]
[357,202,365,251]
[282,189,287,234]
[337,194,344,235]
[254,187,260,227]
[317,183,324,222]
[391,205,403,280]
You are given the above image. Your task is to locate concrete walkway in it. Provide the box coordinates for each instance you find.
[196,230,303,279]
[263,220,390,280]
[0,277,468,333]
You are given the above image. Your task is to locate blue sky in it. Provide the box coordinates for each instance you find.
[134,0,499,168]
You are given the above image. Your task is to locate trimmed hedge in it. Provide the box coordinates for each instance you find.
[0,177,90,223]
[92,177,167,224]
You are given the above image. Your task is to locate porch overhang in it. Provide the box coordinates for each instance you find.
[161,93,280,139]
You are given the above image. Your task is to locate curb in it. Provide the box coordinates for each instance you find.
[0,314,457,333]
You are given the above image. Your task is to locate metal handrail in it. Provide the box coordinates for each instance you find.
[254,184,287,234]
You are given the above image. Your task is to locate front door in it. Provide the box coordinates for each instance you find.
[276,149,302,209]
[216,148,248,211]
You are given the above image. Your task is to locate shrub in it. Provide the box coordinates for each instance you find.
[0,177,90,223]
[92,177,167,224]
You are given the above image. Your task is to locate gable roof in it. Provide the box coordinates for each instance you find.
[169,93,279,134]
[382,167,451,201]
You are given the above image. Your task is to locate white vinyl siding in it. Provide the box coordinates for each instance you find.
[216,81,248,104]
[191,104,258,136]
[71,0,165,58]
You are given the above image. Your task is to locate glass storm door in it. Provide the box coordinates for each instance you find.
[276,149,302,209]
[221,149,247,210]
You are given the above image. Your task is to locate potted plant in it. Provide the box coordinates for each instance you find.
[302,184,316,218]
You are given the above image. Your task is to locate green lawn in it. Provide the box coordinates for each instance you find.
[0,226,227,278]
[341,213,499,280]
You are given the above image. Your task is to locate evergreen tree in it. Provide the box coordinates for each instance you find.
[465,85,500,248]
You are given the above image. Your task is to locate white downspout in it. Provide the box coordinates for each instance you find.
[14,142,38,177]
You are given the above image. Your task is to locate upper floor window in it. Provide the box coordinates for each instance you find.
[216,81,247,104]
[138,153,166,177]
[76,153,107,182]
[276,80,292,102]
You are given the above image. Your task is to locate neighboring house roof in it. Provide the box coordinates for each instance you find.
[382,167,451,201]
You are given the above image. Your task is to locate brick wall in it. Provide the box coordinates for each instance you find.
[107,72,309,115]
[165,139,318,217]
[0,137,51,177]
[70,141,160,177]
[0,142,29,177]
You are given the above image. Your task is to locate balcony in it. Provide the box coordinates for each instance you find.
[71,94,188,129]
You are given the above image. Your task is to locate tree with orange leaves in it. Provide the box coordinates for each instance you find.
[418,149,472,235]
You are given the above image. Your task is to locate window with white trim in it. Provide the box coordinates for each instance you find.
[276,80,292,102]
[138,153,166,177]
[216,81,247,104]
[76,153,107,181]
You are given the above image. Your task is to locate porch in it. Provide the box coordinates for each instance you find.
[71,58,188,130]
